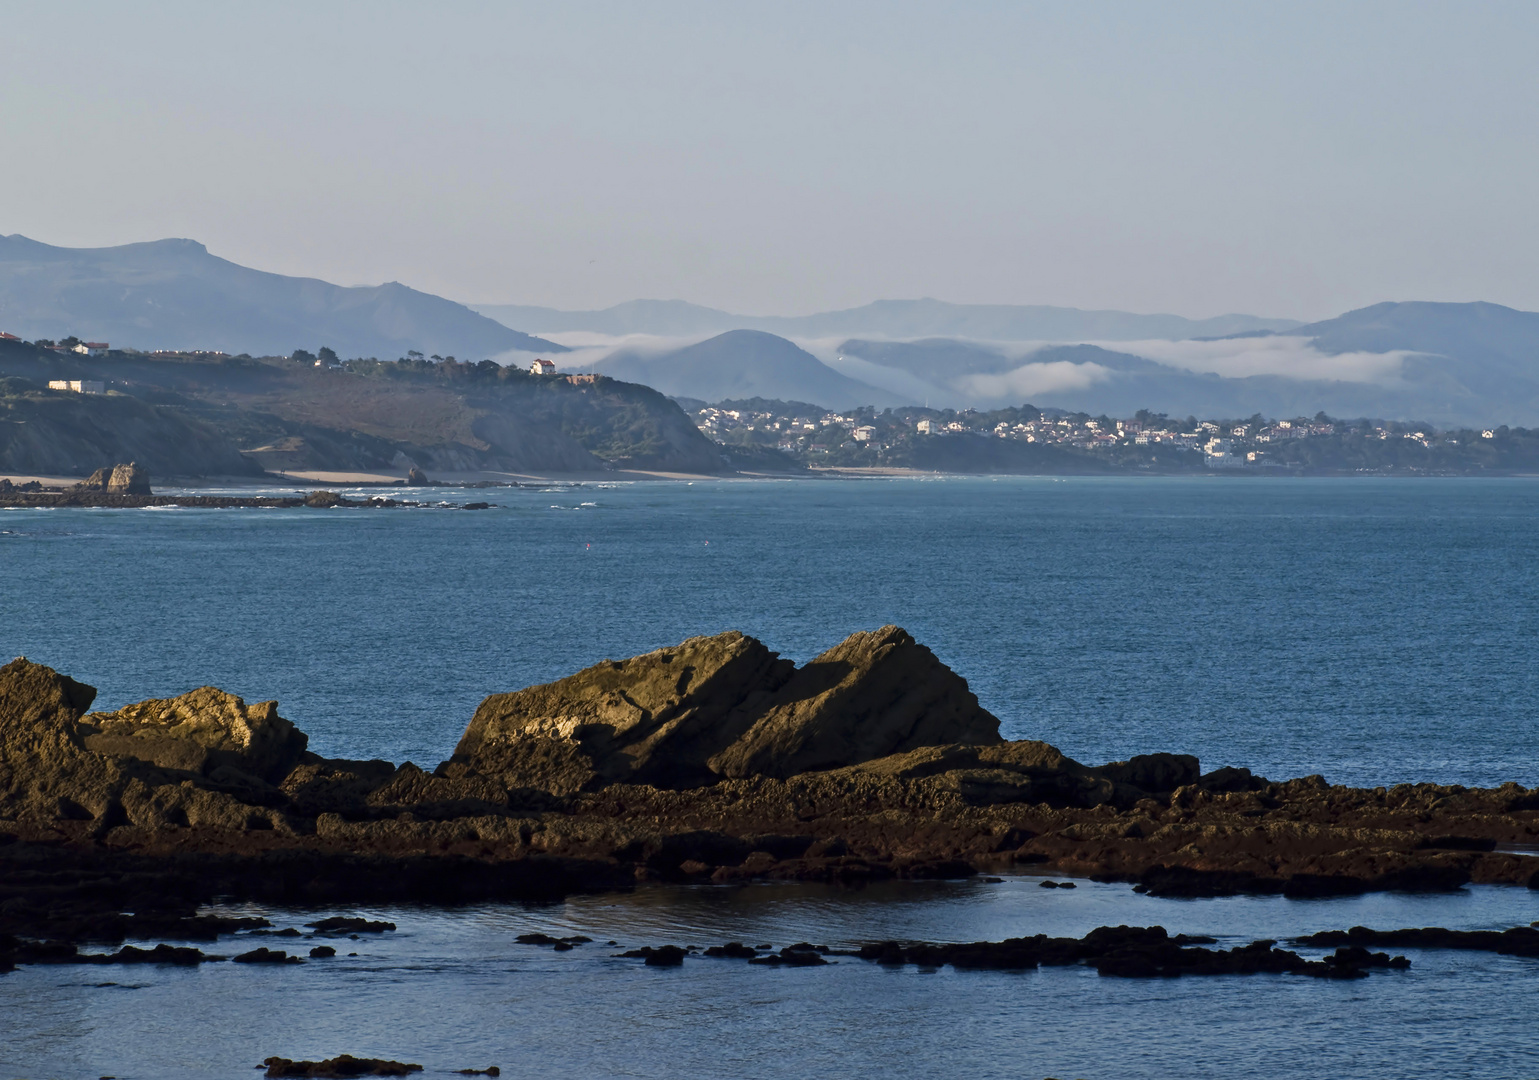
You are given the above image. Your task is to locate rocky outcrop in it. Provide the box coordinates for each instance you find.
[72,462,153,494]
[0,657,114,821]
[708,626,1002,779]
[448,626,1001,794]
[82,686,308,784]
[3,638,1539,957]
[446,631,796,794]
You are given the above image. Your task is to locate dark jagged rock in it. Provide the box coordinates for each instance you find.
[93,943,217,965]
[1296,924,1539,958]
[234,947,303,964]
[703,942,759,958]
[749,943,829,966]
[515,932,591,948]
[618,944,686,966]
[307,917,396,934]
[263,1055,423,1077]
[1127,863,1474,899]
[851,925,1408,980]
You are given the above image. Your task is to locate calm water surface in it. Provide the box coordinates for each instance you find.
[2,476,1537,1079]
[2,476,1535,786]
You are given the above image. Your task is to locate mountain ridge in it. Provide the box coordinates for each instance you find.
[0,235,566,360]
[474,297,1302,342]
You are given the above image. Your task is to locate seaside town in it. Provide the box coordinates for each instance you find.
[687,398,1528,473]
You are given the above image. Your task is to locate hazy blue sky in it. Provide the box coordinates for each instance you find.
[4,1,1536,320]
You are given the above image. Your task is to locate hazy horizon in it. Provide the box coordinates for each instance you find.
[5,2,1539,321]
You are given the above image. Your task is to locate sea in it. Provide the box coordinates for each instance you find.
[2,476,1537,1079]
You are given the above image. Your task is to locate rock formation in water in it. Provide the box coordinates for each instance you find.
[445,626,1001,794]
[2,627,1539,960]
[72,462,152,494]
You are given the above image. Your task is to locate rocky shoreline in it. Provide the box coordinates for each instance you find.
[3,626,1538,969]
[0,488,487,509]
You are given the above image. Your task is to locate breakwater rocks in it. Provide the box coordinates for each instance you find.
[3,627,1539,953]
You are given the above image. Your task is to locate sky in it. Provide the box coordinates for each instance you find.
[3,1,1537,321]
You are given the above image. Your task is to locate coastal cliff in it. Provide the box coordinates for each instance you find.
[3,629,1538,952]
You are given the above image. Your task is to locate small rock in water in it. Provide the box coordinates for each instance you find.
[307,917,396,935]
[233,948,303,965]
[309,946,337,958]
[618,945,687,966]
[455,1069,500,1077]
[749,943,830,967]
[703,942,758,959]
[262,1054,423,1077]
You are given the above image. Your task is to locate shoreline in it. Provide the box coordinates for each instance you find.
[8,467,1539,496]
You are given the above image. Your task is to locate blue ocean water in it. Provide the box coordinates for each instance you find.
[3,476,1539,1079]
[3,476,1536,786]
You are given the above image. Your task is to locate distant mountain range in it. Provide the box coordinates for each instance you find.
[0,235,564,360]
[590,330,906,410]
[543,302,1539,426]
[8,234,1539,425]
[474,297,1301,341]
[828,303,1539,424]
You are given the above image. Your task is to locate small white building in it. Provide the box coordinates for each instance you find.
[48,379,105,394]
[71,342,109,356]
[916,419,936,434]
[529,358,557,375]
[852,425,877,442]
